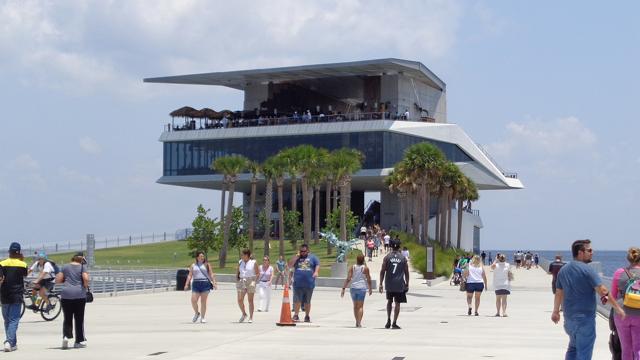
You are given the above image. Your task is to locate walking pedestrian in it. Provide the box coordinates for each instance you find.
[289,244,320,323]
[379,238,409,329]
[257,256,273,312]
[184,251,217,324]
[491,254,511,317]
[236,249,258,323]
[366,237,375,262]
[0,242,27,352]
[463,255,487,316]
[611,247,640,359]
[341,254,373,327]
[274,255,287,289]
[551,239,623,360]
[56,252,90,349]
[547,255,566,295]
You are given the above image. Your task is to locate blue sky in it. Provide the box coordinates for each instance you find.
[1,0,638,251]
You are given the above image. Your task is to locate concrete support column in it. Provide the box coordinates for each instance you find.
[380,189,401,231]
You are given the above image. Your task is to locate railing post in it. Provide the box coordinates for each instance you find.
[153,271,157,293]
[164,232,166,241]
[129,236,132,246]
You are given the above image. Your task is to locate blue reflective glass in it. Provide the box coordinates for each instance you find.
[162,131,472,176]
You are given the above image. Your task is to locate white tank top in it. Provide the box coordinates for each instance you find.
[239,259,257,279]
[350,265,367,289]
[191,263,209,281]
[259,265,273,282]
[467,264,484,283]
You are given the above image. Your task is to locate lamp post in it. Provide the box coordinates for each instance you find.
[425,245,435,280]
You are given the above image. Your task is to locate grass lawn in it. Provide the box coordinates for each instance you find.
[390,232,468,277]
[48,240,362,277]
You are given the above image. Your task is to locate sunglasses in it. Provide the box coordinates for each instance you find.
[583,248,593,253]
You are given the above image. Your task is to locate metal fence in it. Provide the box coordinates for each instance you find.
[7,230,188,256]
[84,269,178,295]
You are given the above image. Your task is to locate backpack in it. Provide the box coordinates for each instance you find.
[48,261,60,276]
[622,269,640,309]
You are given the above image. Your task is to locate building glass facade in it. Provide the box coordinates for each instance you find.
[163,131,472,176]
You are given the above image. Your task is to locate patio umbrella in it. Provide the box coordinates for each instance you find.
[169,106,197,118]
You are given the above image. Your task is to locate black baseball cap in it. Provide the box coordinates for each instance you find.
[8,242,21,254]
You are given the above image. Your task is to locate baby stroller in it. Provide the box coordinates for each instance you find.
[450,267,463,286]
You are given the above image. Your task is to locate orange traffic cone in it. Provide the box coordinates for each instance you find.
[276,281,296,326]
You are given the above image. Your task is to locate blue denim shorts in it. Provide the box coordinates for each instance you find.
[350,288,367,302]
[465,282,484,293]
[192,280,212,293]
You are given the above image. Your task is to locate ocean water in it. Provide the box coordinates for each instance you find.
[487,250,628,278]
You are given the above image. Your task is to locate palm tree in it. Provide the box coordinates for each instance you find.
[280,148,301,214]
[212,155,248,268]
[437,161,461,248]
[330,148,364,241]
[307,149,328,244]
[456,176,478,249]
[261,160,277,257]
[402,143,445,245]
[287,145,322,244]
[265,154,287,257]
[247,161,261,252]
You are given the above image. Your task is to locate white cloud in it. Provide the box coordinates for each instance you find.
[58,167,103,186]
[79,136,102,155]
[11,153,40,171]
[0,0,463,98]
[485,116,597,160]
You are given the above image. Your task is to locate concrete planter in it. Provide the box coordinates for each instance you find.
[330,262,348,278]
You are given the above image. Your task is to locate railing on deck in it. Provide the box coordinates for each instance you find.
[165,111,437,132]
[86,269,177,295]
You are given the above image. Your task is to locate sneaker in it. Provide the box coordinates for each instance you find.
[304,315,310,323]
[385,319,391,329]
[475,312,479,316]
[3,341,11,352]
[239,314,247,323]
[73,342,87,349]
[248,319,253,323]
[200,318,207,324]
[192,312,200,323]
[62,337,69,349]
[468,308,472,316]
[292,314,300,322]
[392,323,401,329]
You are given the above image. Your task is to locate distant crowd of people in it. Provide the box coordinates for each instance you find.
[169,108,420,132]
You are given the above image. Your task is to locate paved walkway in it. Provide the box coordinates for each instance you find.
[14,259,612,359]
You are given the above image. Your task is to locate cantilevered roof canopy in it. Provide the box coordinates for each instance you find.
[143,58,446,91]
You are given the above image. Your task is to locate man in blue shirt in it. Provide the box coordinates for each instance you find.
[288,244,320,323]
[551,239,611,360]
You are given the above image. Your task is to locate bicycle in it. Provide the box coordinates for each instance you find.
[20,280,62,321]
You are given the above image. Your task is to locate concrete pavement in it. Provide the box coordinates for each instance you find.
[12,257,613,359]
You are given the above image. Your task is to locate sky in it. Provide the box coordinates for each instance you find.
[1,0,638,251]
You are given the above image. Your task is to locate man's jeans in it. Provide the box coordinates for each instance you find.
[563,315,596,360]
[1,303,22,347]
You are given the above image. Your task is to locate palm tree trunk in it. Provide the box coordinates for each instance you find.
[434,196,440,245]
[412,191,420,238]
[424,190,431,244]
[333,187,339,213]
[291,177,297,213]
[220,180,227,222]
[399,192,406,233]
[439,194,447,248]
[446,192,453,248]
[248,178,257,252]
[263,178,273,257]
[326,181,332,255]
[277,179,285,257]
[456,199,463,249]
[339,180,348,241]
[314,186,320,244]
[221,177,236,268]
[301,177,311,244]
[420,182,427,245]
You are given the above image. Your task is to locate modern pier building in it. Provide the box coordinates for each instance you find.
[144,59,523,251]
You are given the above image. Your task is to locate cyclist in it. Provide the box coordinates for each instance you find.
[27,253,55,311]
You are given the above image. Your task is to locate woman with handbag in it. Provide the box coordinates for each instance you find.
[55,251,89,349]
[610,247,640,360]
[184,251,217,324]
[490,254,512,317]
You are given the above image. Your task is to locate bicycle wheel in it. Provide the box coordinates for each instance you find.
[41,294,62,321]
